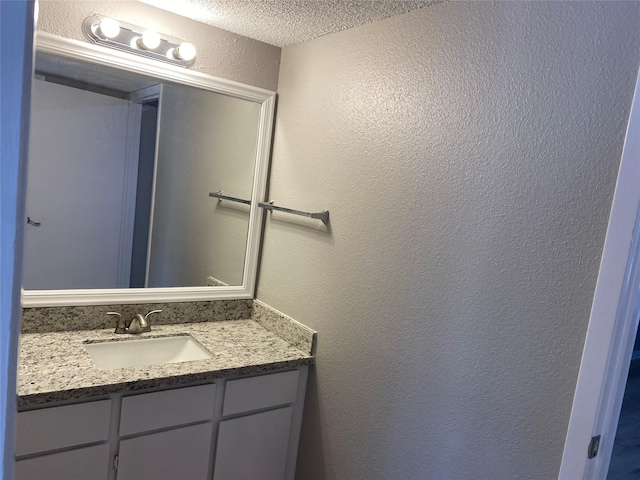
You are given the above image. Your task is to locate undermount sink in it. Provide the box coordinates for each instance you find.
[85,335,212,370]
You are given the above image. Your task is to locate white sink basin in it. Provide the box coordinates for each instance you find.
[85,335,212,370]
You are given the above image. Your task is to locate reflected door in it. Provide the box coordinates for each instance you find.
[23,79,137,289]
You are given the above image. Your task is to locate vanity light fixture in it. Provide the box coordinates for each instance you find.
[82,15,196,67]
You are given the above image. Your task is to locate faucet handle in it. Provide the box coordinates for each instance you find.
[145,309,162,319]
[106,312,127,334]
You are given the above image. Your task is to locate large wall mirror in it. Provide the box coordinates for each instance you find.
[22,33,275,307]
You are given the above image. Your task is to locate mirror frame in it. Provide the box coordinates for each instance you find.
[22,32,275,307]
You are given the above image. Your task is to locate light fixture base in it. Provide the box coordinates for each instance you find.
[82,15,196,68]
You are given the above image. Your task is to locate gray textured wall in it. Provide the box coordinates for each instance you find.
[256,2,640,479]
[37,0,281,91]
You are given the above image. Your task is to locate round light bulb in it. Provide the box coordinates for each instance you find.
[175,42,196,61]
[139,30,161,50]
[98,18,120,39]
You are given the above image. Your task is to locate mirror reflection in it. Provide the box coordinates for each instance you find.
[23,52,261,290]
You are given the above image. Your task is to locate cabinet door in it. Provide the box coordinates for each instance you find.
[117,422,213,480]
[15,443,110,480]
[213,407,293,480]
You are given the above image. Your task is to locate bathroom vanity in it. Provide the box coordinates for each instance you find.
[16,29,319,480]
[16,302,316,480]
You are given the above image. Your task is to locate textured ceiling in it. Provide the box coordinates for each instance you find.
[138,0,435,47]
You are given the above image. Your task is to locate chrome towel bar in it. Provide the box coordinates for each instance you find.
[208,191,251,205]
[258,202,329,224]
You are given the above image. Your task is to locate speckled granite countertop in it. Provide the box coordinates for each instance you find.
[19,319,314,408]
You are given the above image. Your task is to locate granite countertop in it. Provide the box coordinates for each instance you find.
[18,319,314,408]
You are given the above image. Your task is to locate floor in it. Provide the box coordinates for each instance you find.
[607,359,640,479]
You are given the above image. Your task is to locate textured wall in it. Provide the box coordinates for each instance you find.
[37,0,281,91]
[256,2,640,479]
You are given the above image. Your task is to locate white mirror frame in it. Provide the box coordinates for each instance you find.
[22,32,275,307]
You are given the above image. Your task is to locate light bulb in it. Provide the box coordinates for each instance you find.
[174,42,196,61]
[98,18,120,39]
[139,30,161,50]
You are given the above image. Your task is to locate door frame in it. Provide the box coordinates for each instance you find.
[127,85,163,288]
[559,65,640,478]
[0,2,35,478]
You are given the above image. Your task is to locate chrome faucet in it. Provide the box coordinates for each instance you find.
[106,310,162,334]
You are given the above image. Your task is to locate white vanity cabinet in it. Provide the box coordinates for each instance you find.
[15,367,309,480]
[14,400,112,480]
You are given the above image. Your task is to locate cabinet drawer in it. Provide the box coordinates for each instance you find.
[15,443,110,480]
[223,370,299,416]
[120,383,216,436]
[15,400,111,456]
